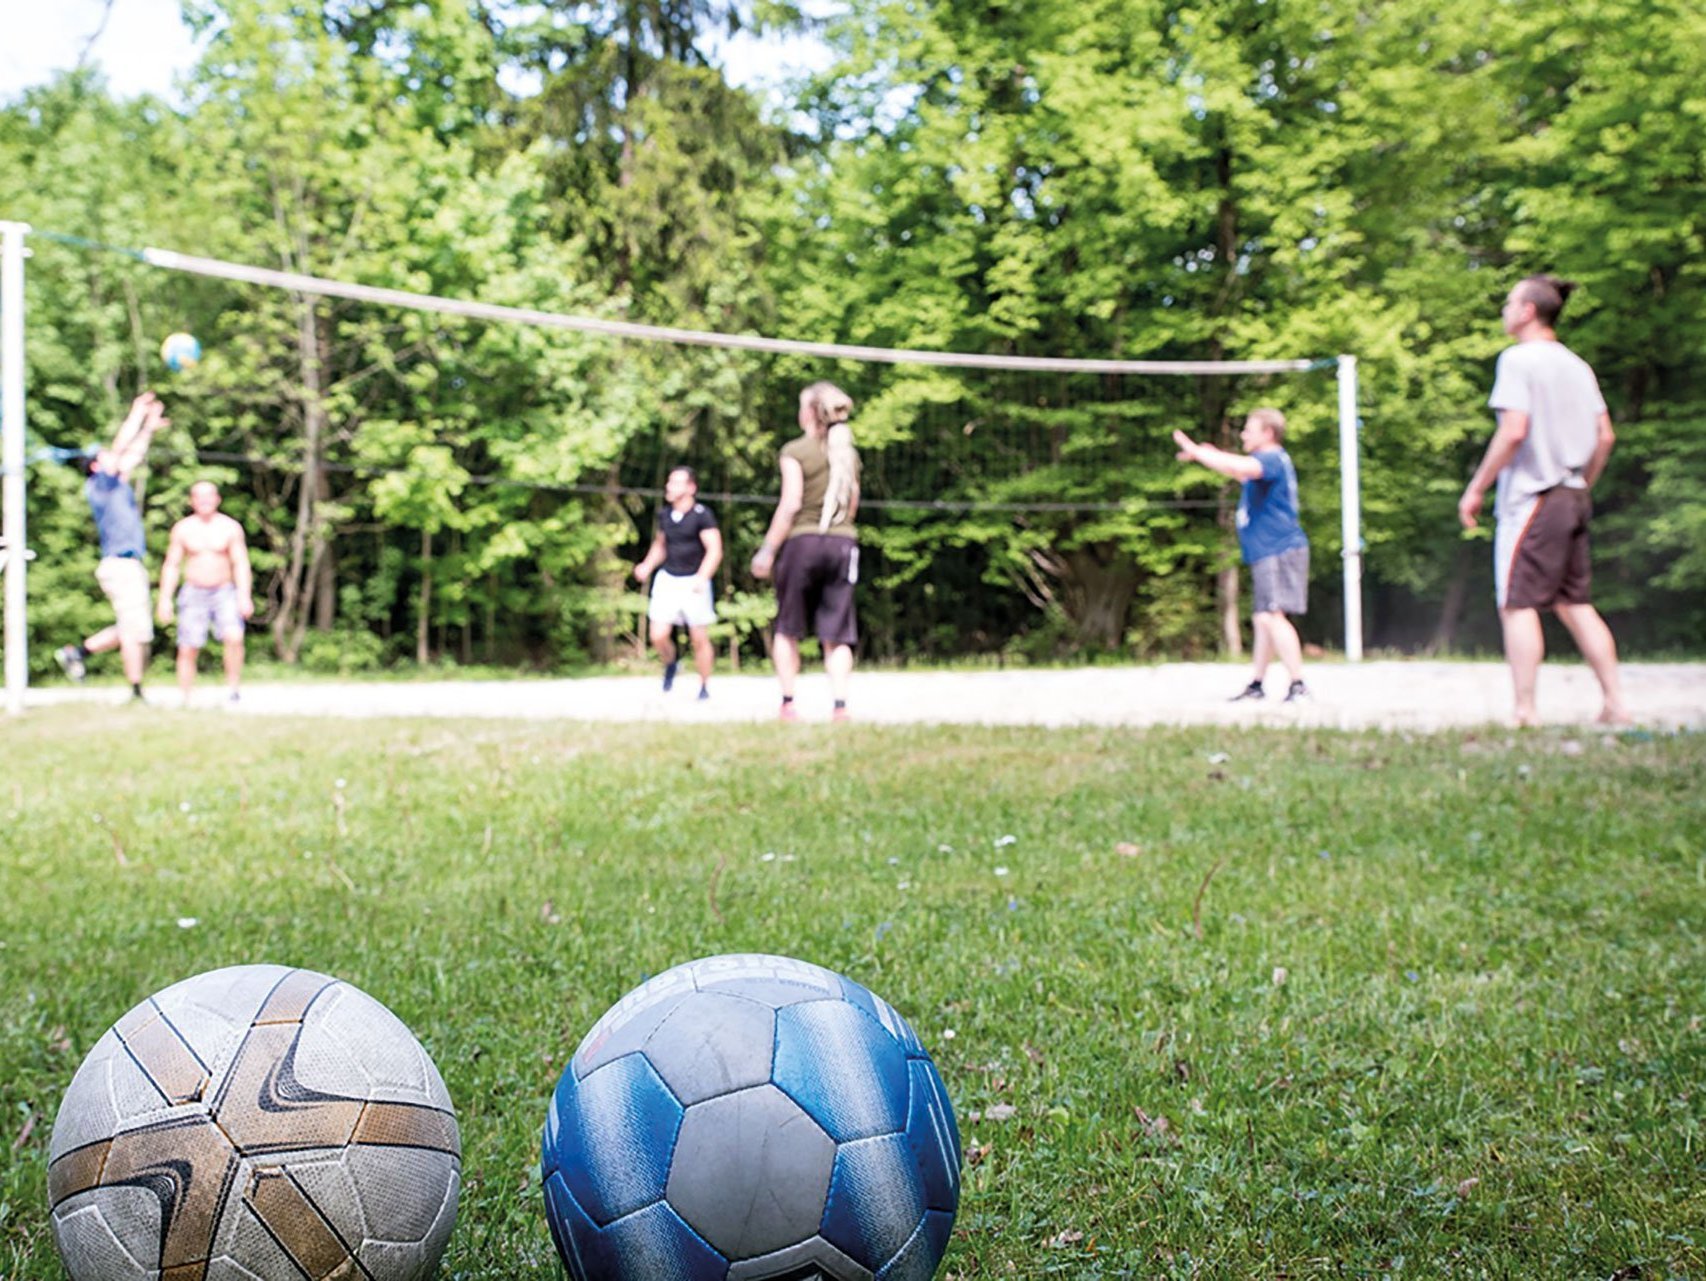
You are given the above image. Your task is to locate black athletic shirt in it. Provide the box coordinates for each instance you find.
[659,503,718,576]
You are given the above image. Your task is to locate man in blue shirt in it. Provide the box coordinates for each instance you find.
[55,393,169,700]
[1174,408,1311,702]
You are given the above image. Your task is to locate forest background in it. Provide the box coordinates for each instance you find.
[3,0,1702,673]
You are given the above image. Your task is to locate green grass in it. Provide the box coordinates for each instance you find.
[2,710,1702,1278]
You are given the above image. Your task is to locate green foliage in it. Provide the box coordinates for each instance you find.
[2,0,1703,667]
[2,712,1702,1275]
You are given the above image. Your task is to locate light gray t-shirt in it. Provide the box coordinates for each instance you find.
[1486,339,1607,520]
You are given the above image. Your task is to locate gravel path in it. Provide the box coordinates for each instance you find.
[25,661,1705,730]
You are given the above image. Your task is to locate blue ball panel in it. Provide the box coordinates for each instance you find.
[904,1060,961,1213]
[547,1053,683,1225]
[587,1201,729,1281]
[838,977,926,1058]
[820,1133,927,1269]
[773,1001,910,1142]
[543,1170,595,1281]
[875,1209,955,1281]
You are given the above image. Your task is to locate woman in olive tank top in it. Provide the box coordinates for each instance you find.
[750,382,861,721]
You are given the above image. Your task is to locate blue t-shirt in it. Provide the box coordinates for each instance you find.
[86,472,147,559]
[1236,448,1308,564]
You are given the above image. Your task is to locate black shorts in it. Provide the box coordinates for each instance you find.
[774,534,859,647]
[1500,486,1592,610]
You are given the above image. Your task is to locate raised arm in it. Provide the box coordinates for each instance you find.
[1458,408,1530,529]
[112,398,168,484]
[1173,430,1263,482]
[105,393,157,459]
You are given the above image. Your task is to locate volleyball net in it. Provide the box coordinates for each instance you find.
[0,219,1360,712]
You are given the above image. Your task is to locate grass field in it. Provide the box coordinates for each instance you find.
[2,709,1702,1278]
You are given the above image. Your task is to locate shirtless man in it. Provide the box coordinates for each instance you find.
[157,482,254,705]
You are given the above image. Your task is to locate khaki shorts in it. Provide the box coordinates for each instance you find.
[96,556,154,644]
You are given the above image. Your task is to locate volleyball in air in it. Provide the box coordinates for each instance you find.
[159,332,202,372]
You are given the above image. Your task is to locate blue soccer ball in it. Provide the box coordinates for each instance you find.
[542,954,961,1281]
[159,331,201,372]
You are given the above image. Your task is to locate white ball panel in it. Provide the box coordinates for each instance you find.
[307,985,450,1108]
[51,1192,156,1279]
[48,1033,127,1159]
[203,1256,269,1281]
[346,1145,462,1246]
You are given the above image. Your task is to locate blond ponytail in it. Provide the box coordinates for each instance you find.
[800,382,858,531]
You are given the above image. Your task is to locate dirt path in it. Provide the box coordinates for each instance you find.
[25,661,1705,730]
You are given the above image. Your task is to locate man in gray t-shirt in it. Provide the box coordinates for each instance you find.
[1458,275,1629,726]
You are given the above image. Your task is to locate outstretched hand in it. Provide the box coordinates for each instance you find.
[1173,429,1200,461]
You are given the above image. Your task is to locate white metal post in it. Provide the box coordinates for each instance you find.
[1336,354,1363,662]
[2,221,29,715]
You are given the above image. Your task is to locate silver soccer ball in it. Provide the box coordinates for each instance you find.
[47,965,461,1280]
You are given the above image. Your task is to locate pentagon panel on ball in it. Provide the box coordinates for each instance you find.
[46,965,461,1281]
[542,954,961,1281]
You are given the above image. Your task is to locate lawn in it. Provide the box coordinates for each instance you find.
[1,710,1702,1277]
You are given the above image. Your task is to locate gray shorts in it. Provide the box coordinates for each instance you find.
[1251,546,1308,616]
[177,583,244,649]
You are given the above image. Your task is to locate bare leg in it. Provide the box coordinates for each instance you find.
[1249,617,1274,684]
[221,634,245,696]
[648,622,677,667]
[1553,603,1630,724]
[1259,611,1305,683]
[825,642,854,703]
[772,634,801,699]
[83,625,122,654]
[1499,606,1544,726]
[687,626,714,687]
[118,639,149,688]
[177,646,200,703]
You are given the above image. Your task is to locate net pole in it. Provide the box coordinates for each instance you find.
[1336,354,1363,662]
[2,220,29,715]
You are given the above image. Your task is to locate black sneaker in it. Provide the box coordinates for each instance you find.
[697,686,710,701]
[1284,680,1310,703]
[55,645,86,682]
[1230,680,1265,702]
[662,660,678,692]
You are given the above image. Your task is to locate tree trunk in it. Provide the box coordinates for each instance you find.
[1425,542,1477,655]
[313,538,336,632]
[1219,567,1242,656]
[1061,546,1140,650]
[274,294,331,663]
[417,528,433,666]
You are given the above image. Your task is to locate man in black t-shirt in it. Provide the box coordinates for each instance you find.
[633,467,723,697]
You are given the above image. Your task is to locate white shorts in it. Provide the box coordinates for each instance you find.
[648,570,716,628]
[95,556,154,644]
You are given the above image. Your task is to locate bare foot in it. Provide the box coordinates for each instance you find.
[1514,706,1540,728]
[1596,705,1634,726]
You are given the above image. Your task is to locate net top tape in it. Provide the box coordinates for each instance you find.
[132,247,1326,377]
